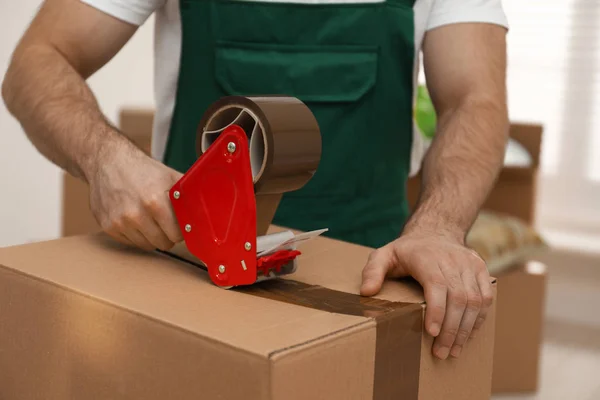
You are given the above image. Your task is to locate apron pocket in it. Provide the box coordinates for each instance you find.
[214,41,377,103]
[214,41,379,198]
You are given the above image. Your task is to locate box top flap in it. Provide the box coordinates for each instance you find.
[0,235,374,357]
[168,226,427,304]
[284,232,426,304]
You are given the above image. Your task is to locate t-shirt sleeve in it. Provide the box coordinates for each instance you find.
[80,0,164,26]
[426,0,509,31]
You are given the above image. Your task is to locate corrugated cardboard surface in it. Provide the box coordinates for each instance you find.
[270,325,377,400]
[492,262,547,393]
[238,278,425,399]
[0,235,376,400]
[0,233,497,399]
[0,266,270,399]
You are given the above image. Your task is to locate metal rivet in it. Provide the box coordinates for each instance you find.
[185,224,192,232]
[173,191,180,199]
[244,242,252,251]
[227,142,236,153]
[218,265,226,274]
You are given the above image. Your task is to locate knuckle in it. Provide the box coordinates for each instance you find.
[99,217,112,232]
[122,208,143,226]
[143,193,163,214]
[482,293,494,307]
[442,327,459,339]
[431,303,446,314]
[449,289,468,307]
[467,293,483,310]
[456,329,471,343]
[106,217,125,233]
[428,275,447,289]
[424,273,447,291]
[447,274,463,290]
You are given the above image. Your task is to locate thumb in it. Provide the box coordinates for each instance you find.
[360,246,395,297]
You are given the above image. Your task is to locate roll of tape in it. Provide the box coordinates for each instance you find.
[196,96,322,235]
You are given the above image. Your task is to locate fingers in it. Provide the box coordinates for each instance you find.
[449,271,482,358]
[123,228,155,251]
[137,216,175,251]
[103,202,177,251]
[150,191,184,244]
[405,259,448,337]
[431,256,492,360]
[90,156,184,252]
[124,203,177,251]
[432,270,467,360]
[357,233,495,362]
[472,269,494,335]
[107,231,135,247]
[421,275,447,338]
[360,246,395,297]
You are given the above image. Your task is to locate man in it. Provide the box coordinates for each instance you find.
[2,0,509,361]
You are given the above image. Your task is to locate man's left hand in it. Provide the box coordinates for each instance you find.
[360,230,493,360]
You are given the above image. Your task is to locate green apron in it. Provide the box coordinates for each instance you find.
[163,0,416,249]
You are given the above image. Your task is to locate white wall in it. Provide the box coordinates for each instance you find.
[0,1,155,247]
[503,0,600,253]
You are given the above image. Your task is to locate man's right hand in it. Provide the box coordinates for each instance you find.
[88,143,184,251]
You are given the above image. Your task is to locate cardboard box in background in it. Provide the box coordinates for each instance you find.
[0,232,497,400]
[492,262,547,393]
[61,109,154,237]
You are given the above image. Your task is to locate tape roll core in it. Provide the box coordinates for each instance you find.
[200,105,268,182]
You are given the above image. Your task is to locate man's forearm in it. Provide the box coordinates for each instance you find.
[2,43,136,183]
[404,96,509,241]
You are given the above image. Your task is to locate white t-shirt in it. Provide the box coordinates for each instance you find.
[81,0,509,174]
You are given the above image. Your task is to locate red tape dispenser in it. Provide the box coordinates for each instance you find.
[168,96,325,288]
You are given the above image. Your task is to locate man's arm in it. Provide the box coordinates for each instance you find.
[361,22,509,360]
[2,0,138,180]
[407,22,509,238]
[3,0,183,250]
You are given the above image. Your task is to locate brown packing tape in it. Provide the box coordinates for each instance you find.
[196,96,322,236]
[166,250,423,400]
[373,306,422,400]
[241,281,423,400]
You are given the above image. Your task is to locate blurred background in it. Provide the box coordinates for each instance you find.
[2,0,599,251]
[0,1,599,399]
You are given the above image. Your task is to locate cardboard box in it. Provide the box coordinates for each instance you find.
[61,109,154,237]
[491,262,547,393]
[0,232,497,399]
